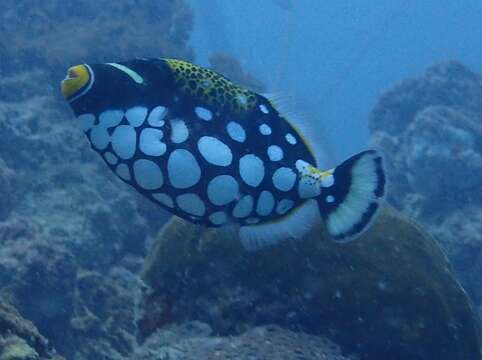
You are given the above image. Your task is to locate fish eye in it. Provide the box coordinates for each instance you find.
[60,64,94,102]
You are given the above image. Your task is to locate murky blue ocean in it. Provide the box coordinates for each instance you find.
[0,1,481,359]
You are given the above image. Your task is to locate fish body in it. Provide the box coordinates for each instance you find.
[61,59,385,250]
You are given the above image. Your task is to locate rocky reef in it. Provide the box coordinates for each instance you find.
[139,205,481,360]
[0,0,193,78]
[0,300,64,360]
[369,61,482,314]
[132,322,356,360]
[0,1,193,359]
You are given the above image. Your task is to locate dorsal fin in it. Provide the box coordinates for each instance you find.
[263,93,329,168]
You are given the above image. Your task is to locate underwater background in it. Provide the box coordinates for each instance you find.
[0,1,481,359]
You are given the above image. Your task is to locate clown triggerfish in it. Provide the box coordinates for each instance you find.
[61,59,385,250]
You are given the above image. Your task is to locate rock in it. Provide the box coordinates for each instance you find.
[0,336,39,360]
[0,229,77,357]
[140,205,482,360]
[370,61,482,136]
[133,323,356,360]
[0,0,194,77]
[68,267,143,360]
[0,301,64,360]
[369,61,482,307]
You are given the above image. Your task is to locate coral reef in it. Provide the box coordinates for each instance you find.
[0,70,151,359]
[369,61,482,307]
[132,322,356,360]
[0,0,193,78]
[0,301,64,360]
[140,204,481,360]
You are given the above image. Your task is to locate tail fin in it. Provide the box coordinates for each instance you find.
[317,150,385,243]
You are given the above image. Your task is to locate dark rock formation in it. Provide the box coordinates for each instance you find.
[369,61,482,309]
[139,205,482,360]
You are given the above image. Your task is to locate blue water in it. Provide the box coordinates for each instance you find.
[189,0,482,163]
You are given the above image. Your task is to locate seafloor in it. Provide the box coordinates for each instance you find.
[0,1,481,359]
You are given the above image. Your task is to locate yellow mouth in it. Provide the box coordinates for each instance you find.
[61,65,90,100]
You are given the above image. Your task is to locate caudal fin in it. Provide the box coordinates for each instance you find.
[318,150,385,243]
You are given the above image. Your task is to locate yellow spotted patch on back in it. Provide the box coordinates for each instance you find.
[165,59,257,113]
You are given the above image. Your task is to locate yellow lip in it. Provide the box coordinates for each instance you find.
[61,65,90,100]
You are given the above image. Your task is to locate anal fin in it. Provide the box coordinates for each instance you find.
[239,200,319,251]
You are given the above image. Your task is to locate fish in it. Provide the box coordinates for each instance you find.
[61,59,386,250]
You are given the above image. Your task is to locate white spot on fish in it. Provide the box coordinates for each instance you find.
[239,154,264,187]
[298,177,321,199]
[226,121,246,143]
[195,106,213,121]
[326,195,335,203]
[111,125,136,159]
[232,195,254,218]
[256,191,275,216]
[170,118,189,143]
[285,133,297,145]
[259,123,272,135]
[167,149,201,189]
[99,110,124,128]
[89,126,110,150]
[197,136,232,166]
[133,159,163,190]
[267,145,283,161]
[176,193,206,216]
[115,163,131,181]
[201,80,211,88]
[321,175,335,188]
[152,193,174,208]
[103,151,118,165]
[78,113,95,131]
[209,211,228,225]
[259,104,269,114]
[276,199,294,215]
[139,128,166,156]
[207,175,239,206]
[245,217,260,225]
[126,106,148,127]
[236,94,248,106]
[272,167,296,192]
[147,106,167,127]
[295,159,310,173]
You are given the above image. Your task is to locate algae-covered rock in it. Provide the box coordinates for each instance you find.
[140,205,481,360]
[0,336,39,360]
[133,323,357,360]
[0,301,64,360]
[369,61,482,306]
